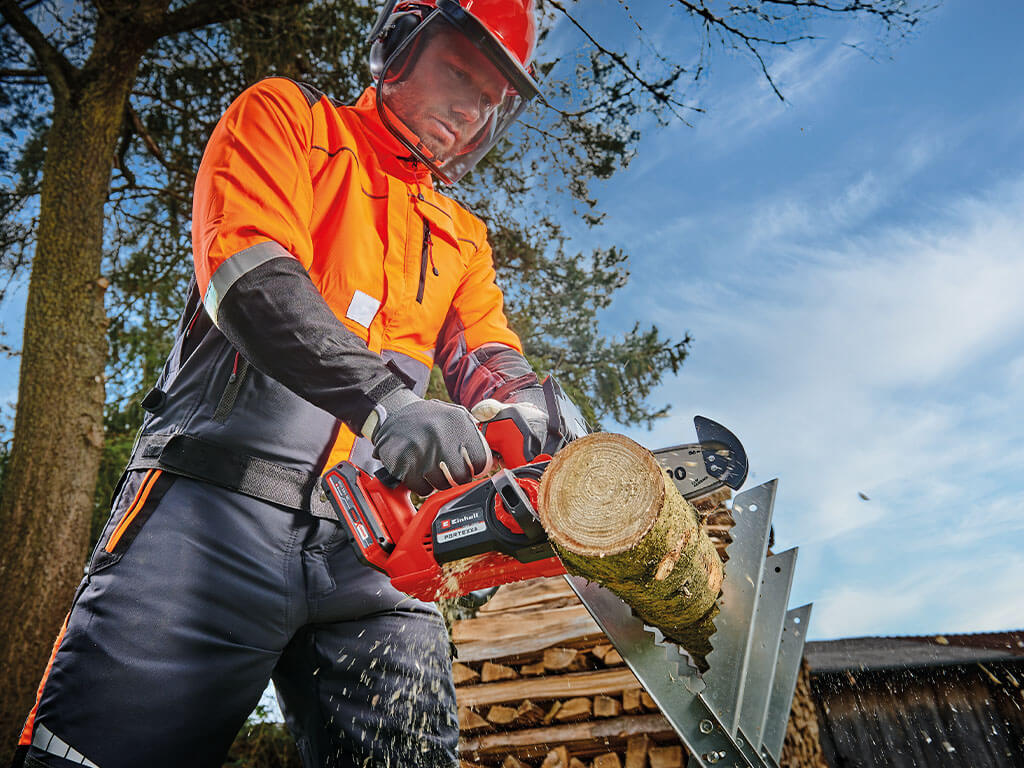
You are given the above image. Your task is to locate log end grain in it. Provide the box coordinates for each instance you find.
[539,433,665,557]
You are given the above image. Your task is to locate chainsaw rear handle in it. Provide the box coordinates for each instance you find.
[321,462,414,572]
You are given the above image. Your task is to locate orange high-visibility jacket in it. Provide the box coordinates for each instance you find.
[128,78,533,505]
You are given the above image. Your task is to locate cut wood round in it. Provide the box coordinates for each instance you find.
[538,433,723,664]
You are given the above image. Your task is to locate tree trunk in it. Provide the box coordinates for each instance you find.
[0,55,142,749]
[538,433,723,666]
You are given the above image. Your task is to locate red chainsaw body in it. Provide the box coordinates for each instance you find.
[320,408,568,601]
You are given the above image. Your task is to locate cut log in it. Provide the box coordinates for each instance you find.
[591,644,613,661]
[544,701,562,723]
[487,705,518,725]
[481,661,520,682]
[541,746,570,768]
[603,648,623,666]
[640,692,658,712]
[622,689,642,714]
[456,667,641,709]
[520,661,548,676]
[453,662,480,686]
[544,647,579,671]
[458,714,676,761]
[624,734,650,768]
[647,746,683,768]
[569,759,589,768]
[593,754,622,768]
[594,695,622,718]
[454,604,604,662]
[502,757,531,768]
[480,576,577,613]
[459,706,492,733]
[513,700,546,727]
[555,697,593,722]
[538,433,723,665]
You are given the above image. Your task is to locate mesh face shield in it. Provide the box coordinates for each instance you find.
[375,3,540,184]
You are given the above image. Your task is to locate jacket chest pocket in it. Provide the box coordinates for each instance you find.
[410,199,466,318]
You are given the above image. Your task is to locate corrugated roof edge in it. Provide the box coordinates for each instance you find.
[804,630,1024,674]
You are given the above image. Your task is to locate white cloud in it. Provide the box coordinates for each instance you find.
[619,173,1024,639]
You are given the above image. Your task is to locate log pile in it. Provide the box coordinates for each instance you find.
[454,489,826,768]
[454,576,684,767]
[779,661,829,768]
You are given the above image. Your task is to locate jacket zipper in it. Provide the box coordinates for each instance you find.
[417,220,432,303]
[213,351,249,423]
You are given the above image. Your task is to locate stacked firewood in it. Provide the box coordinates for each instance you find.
[779,661,829,768]
[454,577,686,767]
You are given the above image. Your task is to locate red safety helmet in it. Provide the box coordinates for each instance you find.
[368,0,541,184]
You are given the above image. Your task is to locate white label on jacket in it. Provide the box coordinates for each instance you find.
[346,290,381,328]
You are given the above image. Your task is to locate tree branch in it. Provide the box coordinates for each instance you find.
[156,0,306,38]
[0,0,76,100]
[546,0,694,122]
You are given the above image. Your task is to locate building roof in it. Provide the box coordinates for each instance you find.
[804,630,1024,674]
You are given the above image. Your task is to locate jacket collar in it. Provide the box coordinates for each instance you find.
[350,87,434,186]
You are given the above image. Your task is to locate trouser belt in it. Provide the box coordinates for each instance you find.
[127,433,338,520]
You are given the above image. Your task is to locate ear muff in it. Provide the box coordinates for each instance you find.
[369,10,426,79]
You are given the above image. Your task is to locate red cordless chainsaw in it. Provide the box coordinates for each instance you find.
[321,378,748,601]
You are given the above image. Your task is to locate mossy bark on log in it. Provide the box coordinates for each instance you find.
[538,433,723,665]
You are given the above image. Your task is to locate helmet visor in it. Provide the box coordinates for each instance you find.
[376,8,539,184]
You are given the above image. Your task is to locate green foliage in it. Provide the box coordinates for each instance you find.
[223,721,300,768]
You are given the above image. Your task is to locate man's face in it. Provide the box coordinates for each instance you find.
[382,26,510,160]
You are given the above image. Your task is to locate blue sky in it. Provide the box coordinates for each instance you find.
[565,0,1024,640]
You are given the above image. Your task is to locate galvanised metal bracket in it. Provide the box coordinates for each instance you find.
[566,477,811,768]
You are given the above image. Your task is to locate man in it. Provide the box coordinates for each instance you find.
[15,1,552,766]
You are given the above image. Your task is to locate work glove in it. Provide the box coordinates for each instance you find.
[369,388,492,496]
[471,385,551,463]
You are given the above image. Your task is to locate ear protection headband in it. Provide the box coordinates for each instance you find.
[368,5,430,80]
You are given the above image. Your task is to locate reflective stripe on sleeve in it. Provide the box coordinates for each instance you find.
[203,240,293,324]
[31,723,100,767]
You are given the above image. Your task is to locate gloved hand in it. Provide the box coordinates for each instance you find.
[369,388,492,496]
[471,385,551,462]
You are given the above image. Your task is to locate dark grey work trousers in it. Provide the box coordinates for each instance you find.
[20,470,459,768]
